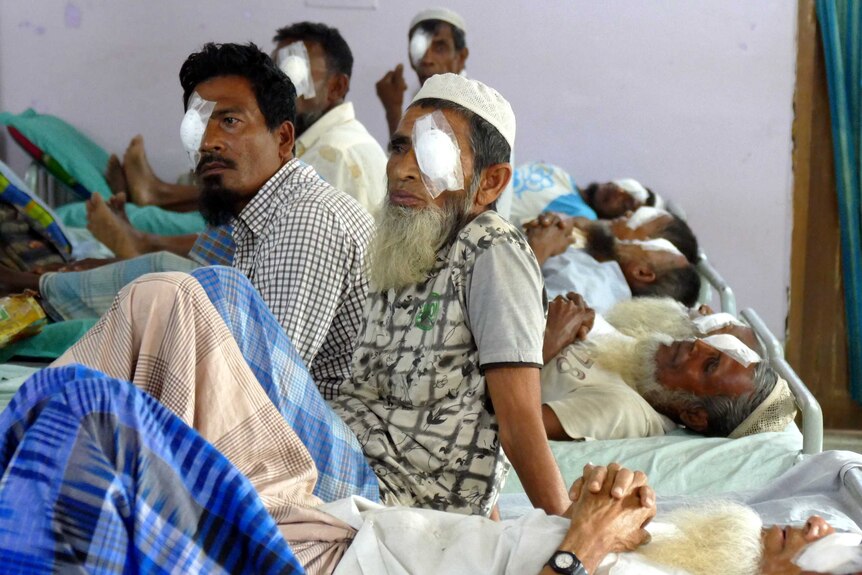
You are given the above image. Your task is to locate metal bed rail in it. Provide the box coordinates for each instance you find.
[741,308,823,455]
[696,253,737,317]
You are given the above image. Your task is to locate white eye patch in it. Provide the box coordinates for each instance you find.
[412,111,464,198]
[626,206,670,229]
[693,312,746,335]
[277,42,316,99]
[409,29,432,68]
[180,91,216,170]
[620,238,684,257]
[613,178,649,203]
[699,333,762,367]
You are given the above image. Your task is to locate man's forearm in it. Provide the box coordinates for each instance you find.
[499,419,569,516]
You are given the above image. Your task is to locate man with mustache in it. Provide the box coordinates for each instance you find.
[328,73,570,517]
[1,43,374,398]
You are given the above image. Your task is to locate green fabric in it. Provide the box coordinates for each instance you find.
[0,318,97,362]
[55,201,207,236]
[0,109,111,198]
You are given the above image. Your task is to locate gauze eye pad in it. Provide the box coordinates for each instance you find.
[180,91,216,170]
[700,333,762,367]
[693,312,745,335]
[409,29,432,68]
[277,42,316,99]
[412,110,464,198]
[626,206,669,229]
[620,238,684,257]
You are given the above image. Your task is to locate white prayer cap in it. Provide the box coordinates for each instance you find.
[613,178,650,204]
[412,73,516,149]
[729,377,797,439]
[410,7,467,34]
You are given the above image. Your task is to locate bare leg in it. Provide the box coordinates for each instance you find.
[0,264,40,296]
[85,194,145,259]
[123,135,199,211]
[104,154,128,195]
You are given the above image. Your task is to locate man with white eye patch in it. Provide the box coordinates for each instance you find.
[539,296,795,441]
[329,73,572,518]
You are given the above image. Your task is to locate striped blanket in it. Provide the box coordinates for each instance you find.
[0,363,304,574]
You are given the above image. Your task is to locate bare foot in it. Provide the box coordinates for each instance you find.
[104,154,128,195]
[107,192,133,225]
[86,194,144,259]
[122,135,162,206]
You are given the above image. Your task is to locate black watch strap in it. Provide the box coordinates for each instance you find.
[547,550,588,575]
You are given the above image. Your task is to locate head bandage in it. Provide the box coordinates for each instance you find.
[412,111,464,198]
[620,238,684,257]
[409,7,467,34]
[409,29,432,68]
[613,178,650,204]
[180,91,216,170]
[693,312,746,335]
[729,377,796,438]
[626,206,669,229]
[700,333,761,367]
[276,42,316,100]
[412,73,516,149]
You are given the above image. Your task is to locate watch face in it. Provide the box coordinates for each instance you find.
[553,552,575,569]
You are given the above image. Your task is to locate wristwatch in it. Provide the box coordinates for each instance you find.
[547,550,588,574]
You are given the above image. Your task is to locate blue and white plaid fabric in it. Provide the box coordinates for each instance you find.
[0,363,303,574]
[191,266,379,503]
[189,224,235,266]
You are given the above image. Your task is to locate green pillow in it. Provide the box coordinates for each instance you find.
[0,318,97,362]
[0,109,111,198]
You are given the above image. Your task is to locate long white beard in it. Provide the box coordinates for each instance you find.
[605,297,696,340]
[634,501,764,575]
[590,333,668,392]
[368,193,471,292]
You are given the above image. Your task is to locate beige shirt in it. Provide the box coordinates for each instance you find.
[542,339,676,440]
[295,102,387,212]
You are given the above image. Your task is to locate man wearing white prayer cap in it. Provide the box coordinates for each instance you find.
[581,178,667,219]
[376,7,469,136]
[330,73,572,519]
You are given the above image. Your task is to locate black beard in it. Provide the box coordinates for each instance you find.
[198,178,243,227]
[585,223,617,261]
[294,109,324,137]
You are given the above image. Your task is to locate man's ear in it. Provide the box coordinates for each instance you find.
[277,121,296,162]
[473,163,512,209]
[630,262,656,285]
[679,407,709,432]
[326,73,350,106]
[458,46,470,69]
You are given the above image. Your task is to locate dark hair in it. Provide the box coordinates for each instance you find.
[698,362,779,437]
[273,22,353,78]
[180,42,295,130]
[632,264,701,307]
[659,216,699,263]
[412,19,467,51]
[645,188,657,206]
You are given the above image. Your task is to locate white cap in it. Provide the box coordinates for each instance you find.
[729,377,797,438]
[613,178,650,204]
[410,7,466,34]
[412,73,516,149]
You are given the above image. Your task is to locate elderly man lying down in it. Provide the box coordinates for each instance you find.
[540,295,795,441]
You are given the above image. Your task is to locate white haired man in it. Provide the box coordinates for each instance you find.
[330,73,570,517]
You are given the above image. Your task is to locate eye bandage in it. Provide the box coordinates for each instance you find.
[693,312,746,335]
[277,42,316,100]
[699,333,762,367]
[412,111,464,198]
[409,29,432,68]
[625,206,670,229]
[613,178,649,203]
[180,91,216,170]
[794,532,862,574]
[620,238,684,257]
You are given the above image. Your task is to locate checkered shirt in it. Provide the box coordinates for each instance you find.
[188,224,235,266]
[232,158,375,399]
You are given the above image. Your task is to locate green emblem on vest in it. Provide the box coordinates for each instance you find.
[415,292,441,331]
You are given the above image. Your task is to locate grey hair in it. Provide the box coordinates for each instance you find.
[695,362,779,437]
